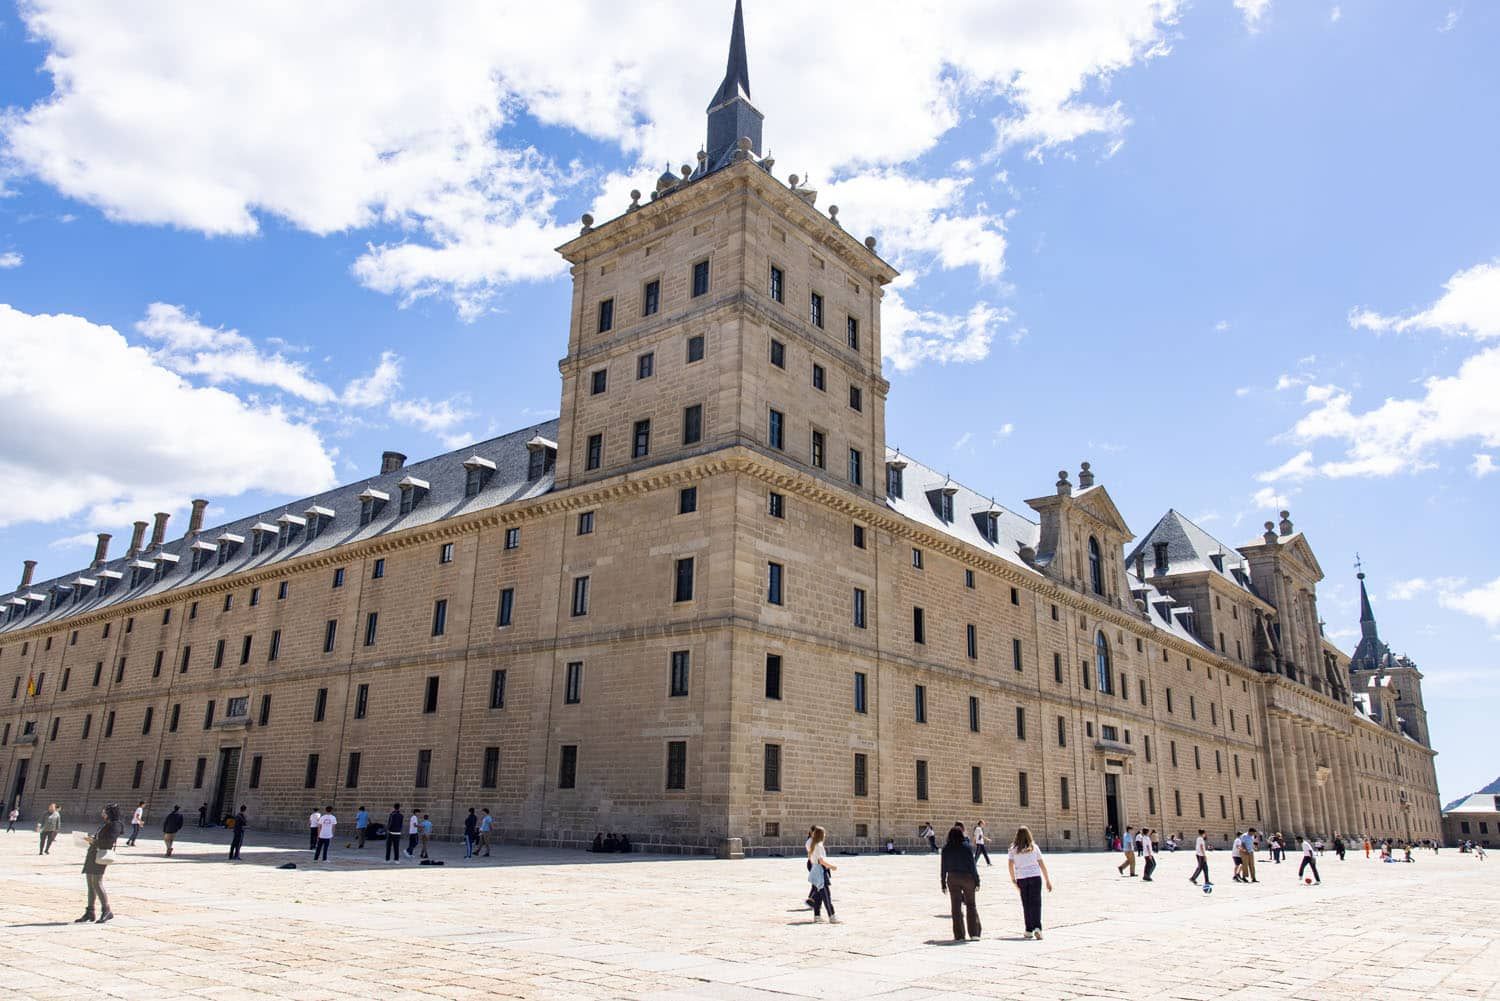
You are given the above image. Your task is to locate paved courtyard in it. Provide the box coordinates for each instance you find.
[2,827,1496,1000]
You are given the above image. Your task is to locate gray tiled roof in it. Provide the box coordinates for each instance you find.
[1,420,559,634]
[1125,509,1262,598]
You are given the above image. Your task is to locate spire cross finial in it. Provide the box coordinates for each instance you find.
[1354,552,1364,577]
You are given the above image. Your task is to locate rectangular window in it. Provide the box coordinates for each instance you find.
[1016,706,1027,740]
[769,338,785,368]
[505,527,520,550]
[372,558,385,579]
[577,511,594,535]
[682,404,702,445]
[691,259,709,297]
[853,587,867,628]
[911,547,923,569]
[597,297,614,333]
[670,650,690,697]
[643,280,660,317]
[351,684,367,720]
[421,675,440,714]
[848,447,862,485]
[1060,775,1071,810]
[687,333,705,362]
[915,759,929,801]
[665,741,687,791]
[571,576,590,616]
[887,463,903,497]
[303,754,318,789]
[199,701,213,730]
[346,751,362,789]
[363,611,379,647]
[763,744,781,792]
[564,662,583,705]
[558,745,577,789]
[323,619,338,654]
[769,264,784,302]
[854,753,868,797]
[489,669,506,710]
[1053,653,1063,684]
[141,706,153,735]
[914,684,927,723]
[853,671,867,714]
[853,524,866,548]
[847,315,860,350]
[415,749,432,788]
[968,696,980,733]
[313,688,327,723]
[278,581,288,600]
[1019,770,1030,808]
[767,562,783,605]
[158,759,171,790]
[971,765,983,804]
[810,291,824,328]
[432,598,448,635]
[213,639,225,669]
[632,419,651,458]
[912,606,925,644]
[333,567,346,588]
[767,408,784,450]
[967,623,977,659]
[482,747,500,788]
[768,491,784,517]
[268,629,281,662]
[1057,715,1067,747]
[497,588,514,627]
[591,368,607,395]
[168,705,179,732]
[585,433,603,471]
[812,363,825,390]
[765,654,783,700]
[678,486,698,514]
[1013,638,1023,673]
[180,646,192,674]
[811,429,825,468]
[849,385,862,412]
[439,542,454,564]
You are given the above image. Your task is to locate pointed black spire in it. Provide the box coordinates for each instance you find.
[1350,568,1391,673]
[708,0,751,111]
[702,0,763,172]
[1358,571,1376,631]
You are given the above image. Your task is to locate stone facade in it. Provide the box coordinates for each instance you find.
[0,7,1443,854]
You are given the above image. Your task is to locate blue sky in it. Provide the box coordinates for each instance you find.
[1,1,1496,803]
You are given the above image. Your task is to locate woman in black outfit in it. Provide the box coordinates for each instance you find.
[78,803,120,923]
[939,825,982,941]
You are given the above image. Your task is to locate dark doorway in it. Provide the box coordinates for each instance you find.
[210,747,240,824]
[8,758,29,813]
[1104,772,1121,839]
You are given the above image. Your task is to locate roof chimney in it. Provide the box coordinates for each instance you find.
[127,520,148,558]
[92,533,112,568]
[188,499,209,538]
[20,560,37,589]
[149,511,170,551]
[381,451,407,475]
[1278,509,1293,537]
[1078,461,1095,489]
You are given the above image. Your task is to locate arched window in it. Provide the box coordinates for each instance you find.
[1088,536,1104,596]
[1095,631,1113,694]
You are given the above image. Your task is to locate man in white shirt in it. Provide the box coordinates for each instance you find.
[407,812,421,856]
[1299,836,1321,884]
[127,802,146,846]
[1189,829,1210,885]
[1141,829,1157,881]
[308,809,322,851]
[314,807,336,861]
[973,821,991,865]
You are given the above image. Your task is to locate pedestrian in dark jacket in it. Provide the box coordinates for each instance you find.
[385,804,404,863]
[78,803,121,923]
[161,806,184,857]
[463,808,478,859]
[228,807,247,860]
[940,825,982,941]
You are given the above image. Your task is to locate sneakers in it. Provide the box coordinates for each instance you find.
[813,914,825,923]
[1033,929,1043,940]
[829,916,841,924]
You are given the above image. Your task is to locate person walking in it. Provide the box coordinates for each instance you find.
[161,805,183,857]
[39,803,62,855]
[922,822,938,853]
[1239,829,1260,883]
[1189,829,1211,885]
[973,821,992,866]
[77,803,121,923]
[1007,826,1052,940]
[1141,829,1157,882]
[407,811,420,856]
[1117,826,1137,877]
[419,814,433,859]
[806,825,838,923]
[478,808,493,856]
[1363,836,1372,859]
[314,807,336,861]
[228,806,247,860]
[7,805,18,832]
[385,804,404,863]
[1299,835,1321,884]
[307,808,322,852]
[353,806,369,849]
[197,803,208,828]
[940,825,982,941]
[463,808,478,859]
[1333,833,1346,861]
[127,801,145,846]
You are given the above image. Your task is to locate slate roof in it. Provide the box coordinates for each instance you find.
[1125,509,1261,599]
[1443,791,1500,815]
[0,420,559,635]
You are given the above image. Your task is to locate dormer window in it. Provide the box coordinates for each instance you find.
[975,510,1000,544]
[251,522,279,556]
[304,506,334,540]
[526,436,558,482]
[215,533,244,565]
[463,455,497,497]
[398,476,430,516]
[97,570,122,596]
[153,551,179,582]
[51,586,70,610]
[359,488,389,526]
[276,512,306,549]
[886,460,906,499]
[927,485,956,523]
[189,540,217,572]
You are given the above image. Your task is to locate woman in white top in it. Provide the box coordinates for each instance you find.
[1006,826,1052,939]
[806,826,839,924]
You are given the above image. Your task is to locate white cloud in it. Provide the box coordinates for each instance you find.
[1330,5,1342,22]
[1251,486,1292,510]
[1214,319,1230,332]
[993,423,1015,443]
[2,0,1183,328]
[0,302,335,530]
[48,532,99,551]
[388,397,475,450]
[1255,450,1315,483]
[1274,373,1305,391]
[1234,0,1272,32]
[952,432,974,451]
[340,351,402,408]
[1386,577,1466,602]
[1472,453,1497,478]
[1440,8,1461,32]
[1441,577,1500,627]
[1234,386,1252,397]
[882,280,1008,372]
[136,303,338,403]
[0,251,22,269]
[1349,260,1500,340]
[1304,383,1339,404]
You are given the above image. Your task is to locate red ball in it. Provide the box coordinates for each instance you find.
[1304,877,1313,884]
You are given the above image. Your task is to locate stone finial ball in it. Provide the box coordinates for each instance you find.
[789,174,799,187]
[581,213,594,227]
[865,236,877,250]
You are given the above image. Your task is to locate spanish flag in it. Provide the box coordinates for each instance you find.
[25,673,36,697]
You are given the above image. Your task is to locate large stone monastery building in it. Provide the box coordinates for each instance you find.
[0,3,1442,854]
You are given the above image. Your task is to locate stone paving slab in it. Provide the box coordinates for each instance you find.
[2,830,1497,1000]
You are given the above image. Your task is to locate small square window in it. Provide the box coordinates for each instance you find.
[637,351,655,378]
[590,369,607,395]
[686,334,705,363]
[853,524,866,549]
[577,511,594,536]
[812,364,825,390]
[678,486,698,514]
[768,491,784,519]
[439,543,454,564]
[770,338,785,369]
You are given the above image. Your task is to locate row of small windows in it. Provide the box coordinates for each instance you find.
[593,261,710,336]
[766,264,861,350]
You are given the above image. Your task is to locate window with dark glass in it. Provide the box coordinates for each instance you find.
[678,486,697,514]
[665,741,687,790]
[854,753,868,797]
[691,259,709,297]
[674,558,695,603]
[591,368,607,395]
[848,447,862,486]
[557,745,577,788]
[577,511,594,535]
[1088,536,1104,596]
[847,316,859,349]
[969,696,980,732]
[633,419,651,458]
[564,662,582,704]
[967,623,977,659]
[415,749,431,788]
[915,759,929,801]
[768,491,784,518]
[811,429,825,468]
[643,280,660,316]
[323,619,338,653]
[848,385,862,411]
[364,612,378,647]
[769,265,783,302]
[769,338,785,368]
[1095,631,1113,694]
[497,588,514,627]
[424,676,440,714]
[912,606,925,644]
[682,404,702,445]
[768,408,784,450]
[853,588,867,628]
[812,363,825,390]
[766,562,783,605]
[765,654,783,700]
[670,650,690,697]
[763,743,781,792]
[686,334,704,362]
[431,599,448,636]
[854,671,867,713]
[597,298,613,333]
[914,684,927,723]
[585,433,603,471]
[572,576,590,616]
[489,669,506,709]
[637,352,654,380]
[810,291,824,328]
[482,747,500,788]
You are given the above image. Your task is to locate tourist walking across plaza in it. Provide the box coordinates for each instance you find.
[464,808,478,858]
[806,825,838,923]
[1117,826,1137,877]
[1189,829,1211,886]
[921,822,938,853]
[127,801,145,846]
[228,806,247,859]
[77,803,120,923]
[307,807,322,851]
[1299,836,1321,884]
[161,805,183,856]
[7,805,18,831]
[1240,830,1260,882]
[39,803,61,855]
[479,808,493,856]
[314,807,336,861]
[940,825,982,941]
[385,805,404,863]
[407,811,420,856]
[973,820,992,866]
[1007,826,1051,939]
[1141,828,1157,881]
[353,806,369,849]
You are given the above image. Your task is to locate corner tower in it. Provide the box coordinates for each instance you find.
[1349,568,1432,746]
